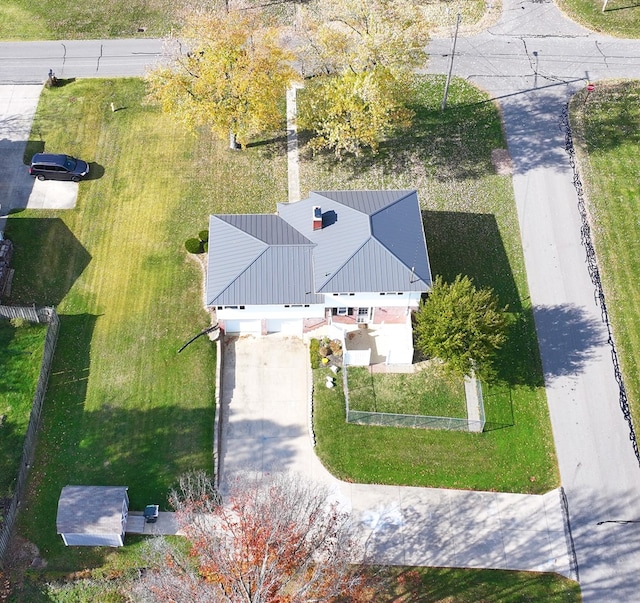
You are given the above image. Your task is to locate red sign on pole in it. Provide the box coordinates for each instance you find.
[587,83,595,92]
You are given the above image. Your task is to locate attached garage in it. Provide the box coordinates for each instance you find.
[57,485,129,547]
[266,318,303,335]
[223,319,262,335]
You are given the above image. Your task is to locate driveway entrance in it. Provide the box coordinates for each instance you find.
[0,85,78,231]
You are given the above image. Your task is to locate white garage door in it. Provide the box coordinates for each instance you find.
[266,318,303,335]
[224,319,261,335]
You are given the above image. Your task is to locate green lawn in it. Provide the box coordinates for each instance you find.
[569,80,640,435]
[0,0,185,40]
[346,364,467,418]
[385,567,581,602]
[305,76,559,493]
[6,77,286,570]
[556,0,640,38]
[3,75,563,596]
[0,0,489,41]
[0,319,47,498]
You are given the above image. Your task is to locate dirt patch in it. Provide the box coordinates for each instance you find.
[491,148,514,175]
[1,535,45,600]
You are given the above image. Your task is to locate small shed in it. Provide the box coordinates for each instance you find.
[56,485,129,547]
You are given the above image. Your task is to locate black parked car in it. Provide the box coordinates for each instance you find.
[29,153,89,182]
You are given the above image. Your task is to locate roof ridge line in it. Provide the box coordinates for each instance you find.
[209,246,269,305]
[369,190,416,217]
[317,237,371,291]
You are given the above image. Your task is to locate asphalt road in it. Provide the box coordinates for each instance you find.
[0,39,164,83]
[429,2,640,601]
[2,5,640,599]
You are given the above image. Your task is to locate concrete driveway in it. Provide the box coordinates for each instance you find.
[0,84,78,230]
[219,335,573,575]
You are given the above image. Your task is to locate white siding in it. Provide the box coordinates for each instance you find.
[224,319,261,334]
[266,319,303,334]
[323,291,422,308]
[344,349,371,366]
[61,532,124,547]
[218,304,324,321]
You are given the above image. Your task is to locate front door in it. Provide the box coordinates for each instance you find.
[356,307,371,323]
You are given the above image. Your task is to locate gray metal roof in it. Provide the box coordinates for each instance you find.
[277,191,431,293]
[206,191,431,306]
[207,214,323,305]
[56,486,128,535]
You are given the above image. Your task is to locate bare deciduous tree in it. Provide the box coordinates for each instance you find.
[133,473,378,602]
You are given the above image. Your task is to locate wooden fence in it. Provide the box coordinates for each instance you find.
[0,304,40,322]
[0,306,59,567]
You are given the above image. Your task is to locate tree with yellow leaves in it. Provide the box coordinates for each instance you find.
[296,0,430,157]
[299,67,413,158]
[146,9,298,149]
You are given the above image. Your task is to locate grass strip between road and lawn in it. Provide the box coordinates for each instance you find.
[0,0,490,41]
[556,0,640,38]
[569,80,640,441]
[304,76,559,494]
[0,319,47,499]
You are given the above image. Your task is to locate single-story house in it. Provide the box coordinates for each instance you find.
[56,485,129,547]
[206,190,431,362]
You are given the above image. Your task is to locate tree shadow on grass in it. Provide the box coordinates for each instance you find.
[4,217,91,307]
[19,314,103,569]
[21,313,221,571]
[297,76,504,181]
[422,210,521,311]
[422,210,548,389]
[482,383,516,431]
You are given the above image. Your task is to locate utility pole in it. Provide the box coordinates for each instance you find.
[441,13,461,111]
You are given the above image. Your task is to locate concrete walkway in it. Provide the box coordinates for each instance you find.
[125,511,182,536]
[427,1,640,600]
[286,84,303,203]
[219,335,573,576]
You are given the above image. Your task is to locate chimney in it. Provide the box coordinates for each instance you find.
[313,206,322,231]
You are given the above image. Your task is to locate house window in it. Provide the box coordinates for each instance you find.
[337,307,348,316]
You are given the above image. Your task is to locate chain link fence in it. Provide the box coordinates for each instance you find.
[342,364,486,432]
[561,103,640,468]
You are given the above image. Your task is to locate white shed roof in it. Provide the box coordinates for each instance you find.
[56,485,128,535]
